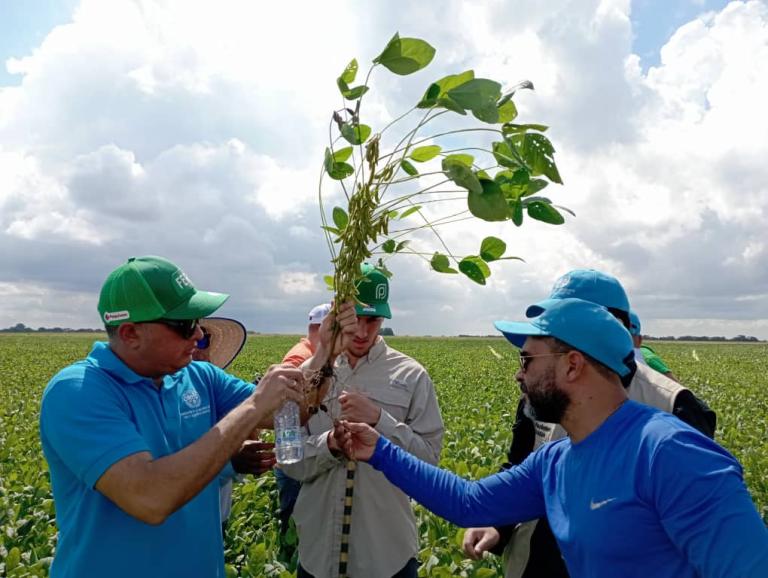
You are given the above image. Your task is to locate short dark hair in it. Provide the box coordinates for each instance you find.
[607,307,631,331]
[105,324,119,339]
[542,336,618,382]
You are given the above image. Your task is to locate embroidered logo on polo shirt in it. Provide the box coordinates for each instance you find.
[182,387,202,409]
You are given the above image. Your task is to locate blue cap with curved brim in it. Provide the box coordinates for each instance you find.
[629,310,641,336]
[526,269,629,318]
[494,298,635,378]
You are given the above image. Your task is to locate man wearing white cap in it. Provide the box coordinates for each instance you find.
[275,303,333,559]
[283,303,332,367]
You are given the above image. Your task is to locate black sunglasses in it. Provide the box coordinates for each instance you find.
[142,318,200,339]
[518,351,568,372]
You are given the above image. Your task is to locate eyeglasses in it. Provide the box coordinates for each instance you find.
[142,318,200,339]
[518,351,569,373]
[196,328,211,350]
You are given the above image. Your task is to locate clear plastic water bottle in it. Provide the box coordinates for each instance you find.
[274,400,303,464]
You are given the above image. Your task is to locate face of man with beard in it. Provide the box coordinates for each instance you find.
[520,363,571,423]
[517,338,572,423]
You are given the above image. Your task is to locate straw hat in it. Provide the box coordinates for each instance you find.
[195,317,247,369]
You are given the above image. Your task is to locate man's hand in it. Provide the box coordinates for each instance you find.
[336,420,380,461]
[462,527,500,560]
[316,301,358,359]
[339,391,381,426]
[231,440,276,476]
[250,364,304,416]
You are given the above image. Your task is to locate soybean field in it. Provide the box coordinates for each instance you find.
[1,334,766,577]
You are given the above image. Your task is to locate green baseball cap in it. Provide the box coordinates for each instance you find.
[97,256,229,326]
[355,263,391,319]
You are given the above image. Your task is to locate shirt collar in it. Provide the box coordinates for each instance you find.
[338,337,387,367]
[87,341,154,386]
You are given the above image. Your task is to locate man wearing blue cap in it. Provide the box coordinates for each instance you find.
[40,256,307,578]
[335,298,768,578]
[464,268,716,578]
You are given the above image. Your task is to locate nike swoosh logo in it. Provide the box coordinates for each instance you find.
[590,497,617,510]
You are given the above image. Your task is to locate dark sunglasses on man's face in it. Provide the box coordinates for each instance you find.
[149,318,200,340]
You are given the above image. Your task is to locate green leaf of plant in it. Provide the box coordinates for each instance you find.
[322,225,341,235]
[332,207,349,230]
[459,256,489,285]
[509,199,524,226]
[502,123,549,135]
[341,58,358,84]
[400,159,418,176]
[417,82,442,108]
[398,205,422,219]
[442,157,482,194]
[387,210,399,219]
[447,78,501,113]
[526,200,565,224]
[327,162,354,180]
[473,101,500,124]
[431,252,458,274]
[492,140,521,169]
[332,147,353,163]
[374,33,436,76]
[341,123,372,145]
[497,100,518,123]
[521,133,562,183]
[342,85,369,100]
[443,153,474,167]
[395,240,410,252]
[475,568,498,578]
[554,204,576,217]
[325,147,354,180]
[526,178,549,196]
[437,96,466,115]
[382,239,396,253]
[323,275,335,290]
[409,145,442,162]
[480,236,506,262]
[468,179,510,221]
[417,70,475,107]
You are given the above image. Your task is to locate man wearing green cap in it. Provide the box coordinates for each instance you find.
[335,298,768,578]
[281,264,444,578]
[39,256,306,578]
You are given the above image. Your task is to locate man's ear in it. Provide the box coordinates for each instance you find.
[116,323,143,349]
[564,350,588,382]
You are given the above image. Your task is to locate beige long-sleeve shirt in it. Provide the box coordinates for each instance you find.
[282,338,444,578]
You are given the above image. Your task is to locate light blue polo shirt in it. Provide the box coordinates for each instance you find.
[40,342,255,578]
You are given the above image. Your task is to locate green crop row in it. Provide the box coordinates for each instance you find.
[1,335,765,577]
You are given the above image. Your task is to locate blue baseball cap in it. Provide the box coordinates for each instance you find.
[629,310,641,336]
[495,298,635,378]
[526,269,630,318]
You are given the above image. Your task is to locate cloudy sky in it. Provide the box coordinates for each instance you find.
[1,0,767,338]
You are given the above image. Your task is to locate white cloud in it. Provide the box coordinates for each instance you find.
[0,0,767,338]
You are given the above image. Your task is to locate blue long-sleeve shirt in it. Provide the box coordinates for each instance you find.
[369,400,768,578]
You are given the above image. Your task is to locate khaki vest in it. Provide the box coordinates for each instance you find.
[502,365,688,577]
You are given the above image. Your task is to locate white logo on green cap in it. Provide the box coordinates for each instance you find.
[174,271,193,291]
[104,311,130,322]
[375,284,387,300]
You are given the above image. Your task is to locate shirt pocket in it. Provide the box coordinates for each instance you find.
[371,385,412,423]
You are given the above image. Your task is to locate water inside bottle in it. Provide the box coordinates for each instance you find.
[275,426,304,464]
